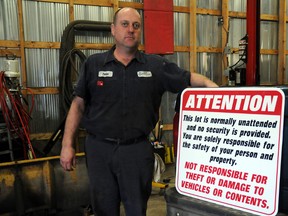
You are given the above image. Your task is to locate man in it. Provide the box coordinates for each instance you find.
[60,7,218,216]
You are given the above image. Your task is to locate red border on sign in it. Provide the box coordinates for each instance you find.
[176,87,285,216]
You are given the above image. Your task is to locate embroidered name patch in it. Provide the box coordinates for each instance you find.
[98,71,113,77]
[137,71,152,77]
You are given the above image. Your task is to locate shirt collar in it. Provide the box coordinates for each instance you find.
[103,45,146,65]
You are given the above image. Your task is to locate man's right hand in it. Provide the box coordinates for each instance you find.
[60,145,76,171]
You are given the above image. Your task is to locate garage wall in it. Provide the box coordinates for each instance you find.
[0,0,286,156]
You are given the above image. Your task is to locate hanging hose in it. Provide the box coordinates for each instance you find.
[0,71,36,159]
[59,20,111,115]
[43,21,111,155]
[59,48,86,113]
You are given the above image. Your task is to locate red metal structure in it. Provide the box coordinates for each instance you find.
[246,0,260,85]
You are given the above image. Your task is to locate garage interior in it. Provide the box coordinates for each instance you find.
[1,0,288,215]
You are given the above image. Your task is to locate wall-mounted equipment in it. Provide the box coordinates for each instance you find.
[0,59,35,161]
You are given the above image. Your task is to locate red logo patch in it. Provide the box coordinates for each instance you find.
[97,80,104,86]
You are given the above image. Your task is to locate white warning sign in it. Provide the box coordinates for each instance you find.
[175,87,284,216]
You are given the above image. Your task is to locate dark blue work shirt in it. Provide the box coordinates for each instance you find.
[75,46,190,141]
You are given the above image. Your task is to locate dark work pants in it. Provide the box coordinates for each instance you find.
[85,134,155,216]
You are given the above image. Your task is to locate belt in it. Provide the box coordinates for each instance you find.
[103,135,148,145]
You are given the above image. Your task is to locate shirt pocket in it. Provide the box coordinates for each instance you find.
[89,77,121,103]
[130,76,156,101]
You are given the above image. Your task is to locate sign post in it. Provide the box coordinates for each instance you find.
[176,87,285,216]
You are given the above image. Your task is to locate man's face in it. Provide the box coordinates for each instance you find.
[111,8,141,49]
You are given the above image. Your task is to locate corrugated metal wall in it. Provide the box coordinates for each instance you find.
[22,1,69,133]
[22,1,69,42]
[0,0,284,144]
[0,0,19,40]
[260,0,278,84]
[0,0,20,69]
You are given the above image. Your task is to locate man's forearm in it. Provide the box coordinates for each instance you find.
[190,72,218,87]
[62,97,85,147]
